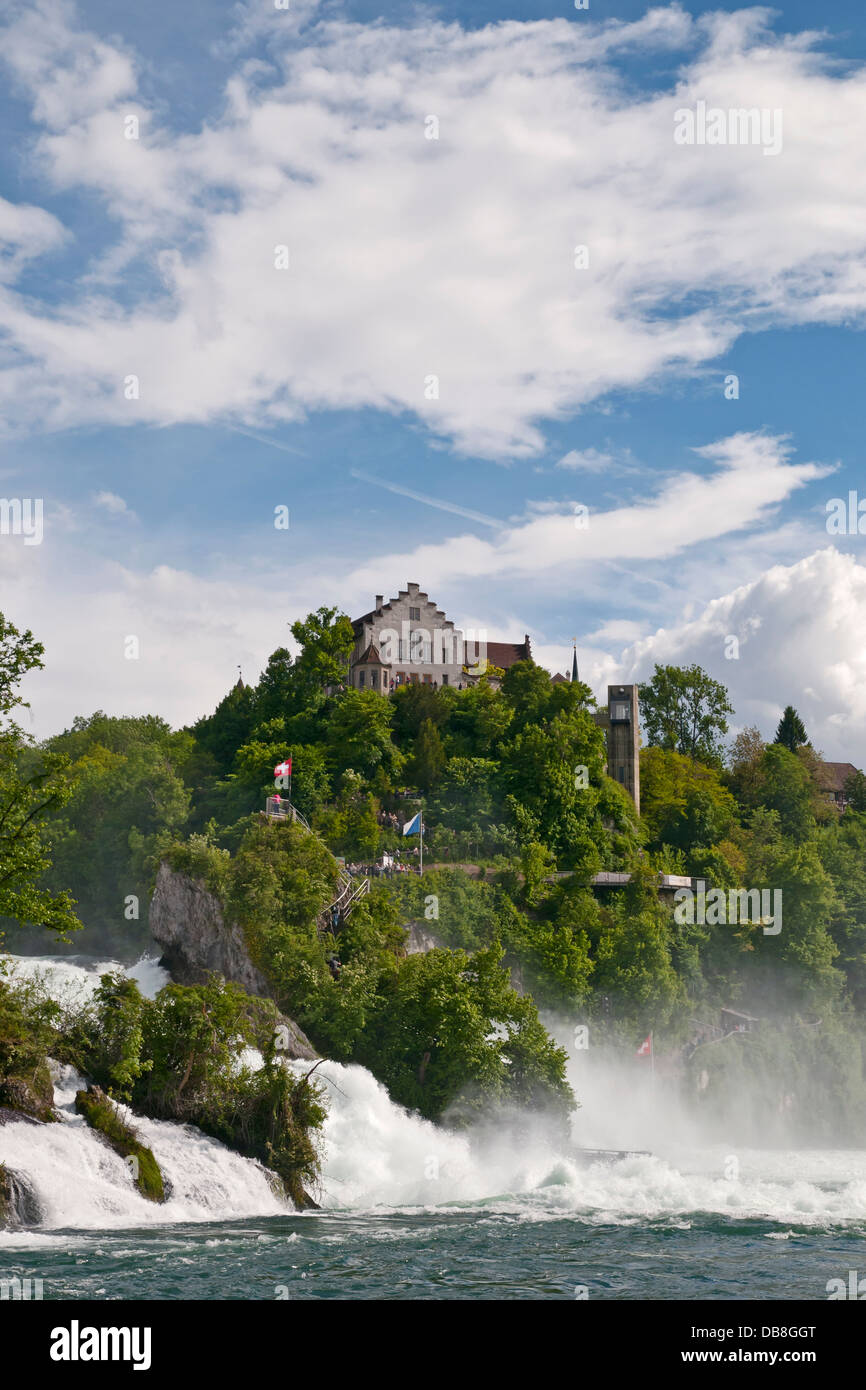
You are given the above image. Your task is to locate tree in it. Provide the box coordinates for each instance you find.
[408,718,445,791]
[192,680,257,775]
[844,769,866,813]
[727,726,766,801]
[640,746,738,857]
[501,659,555,729]
[774,705,807,753]
[324,689,402,783]
[639,664,734,765]
[741,743,818,844]
[0,614,81,938]
[37,715,192,950]
[355,942,573,1123]
[290,607,355,703]
[253,647,295,724]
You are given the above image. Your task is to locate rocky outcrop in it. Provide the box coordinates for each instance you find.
[0,1163,42,1228]
[0,1062,56,1122]
[75,1087,167,1203]
[149,863,317,1060]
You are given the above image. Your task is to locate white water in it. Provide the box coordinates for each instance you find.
[306,1058,866,1227]
[3,953,866,1234]
[0,953,285,1235]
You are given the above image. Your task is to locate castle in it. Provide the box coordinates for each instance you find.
[349,583,640,812]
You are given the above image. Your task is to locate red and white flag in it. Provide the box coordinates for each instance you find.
[274,758,292,778]
[636,1033,653,1057]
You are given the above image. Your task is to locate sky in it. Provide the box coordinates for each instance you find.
[1,0,866,761]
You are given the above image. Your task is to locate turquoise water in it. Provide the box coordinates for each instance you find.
[3,954,866,1302]
[4,1209,865,1300]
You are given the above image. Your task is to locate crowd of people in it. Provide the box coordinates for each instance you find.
[345,846,420,879]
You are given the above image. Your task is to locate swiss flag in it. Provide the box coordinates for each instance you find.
[636,1033,653,1057]
[274,758,292,778]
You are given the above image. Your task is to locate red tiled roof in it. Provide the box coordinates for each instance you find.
[482,640,530,670]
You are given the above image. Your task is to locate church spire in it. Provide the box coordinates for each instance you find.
[571,639,578,683]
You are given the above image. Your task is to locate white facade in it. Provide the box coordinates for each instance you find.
[350,583,468,691]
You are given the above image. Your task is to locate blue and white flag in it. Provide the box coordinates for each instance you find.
[402,811,422,836]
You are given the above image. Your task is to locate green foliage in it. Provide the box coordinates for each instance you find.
[74,1087,165,1202]
[0,613,81,940]
[408,718,446,791]
[774,705,808,754]
[589,866,687,1035]
[0,974,59,1120]
[192,681,258,776]
[324,688,402,783]
[737,743,819,843]
[640,747,738,859]
[35,713,192,950]
[290,606,355,703]
[639,663,733,765]
[353,942,574,1124]
[11,967,328,1208]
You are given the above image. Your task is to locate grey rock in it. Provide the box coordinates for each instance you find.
[148,863,317,1061]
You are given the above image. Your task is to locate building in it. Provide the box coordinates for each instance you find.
[816,761,860,811]
[348,583,641,813]
[592,683,641,816]
[348,583,531,692]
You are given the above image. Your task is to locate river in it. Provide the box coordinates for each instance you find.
[2,954,864,1300]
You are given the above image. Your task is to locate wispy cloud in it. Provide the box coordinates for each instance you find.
[349,469,500,529]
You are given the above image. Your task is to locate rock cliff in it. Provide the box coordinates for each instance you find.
[148,862,317,1060]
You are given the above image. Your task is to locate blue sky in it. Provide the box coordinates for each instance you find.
[2,0,866,760]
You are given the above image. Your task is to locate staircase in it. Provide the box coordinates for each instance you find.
[265,797,370,933]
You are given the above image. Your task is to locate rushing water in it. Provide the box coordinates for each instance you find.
[2,954,865,1300]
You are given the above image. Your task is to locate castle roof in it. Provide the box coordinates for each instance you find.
[484,639,531,670]
[356,642,388,666]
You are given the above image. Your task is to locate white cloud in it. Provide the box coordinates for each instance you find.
[92,490,134,517]
[0,6,864,453]
[556,448,614,473]
[0,196,66,282]
[346,432,831,593]
[595,548,866,766]
[0,428,840,746]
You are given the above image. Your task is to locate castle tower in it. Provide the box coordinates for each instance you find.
[593,684,640,815]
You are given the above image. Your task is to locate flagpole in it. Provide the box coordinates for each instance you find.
[650,1030,655,1085]
[420,812,424,876]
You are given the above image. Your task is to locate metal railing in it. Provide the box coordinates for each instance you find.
[264,797,370,933]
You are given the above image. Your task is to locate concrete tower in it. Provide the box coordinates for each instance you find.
[593,684,640,815]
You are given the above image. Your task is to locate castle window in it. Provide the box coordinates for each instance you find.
[359,670,365,685]
[409,606,421,621]
[442,673,449,686]
[410,630,432,664]
[618,766,625,782]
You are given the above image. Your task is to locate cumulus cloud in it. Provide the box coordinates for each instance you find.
[597,548,866,765]
[0,5,864,453]
[0,428,840,744]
